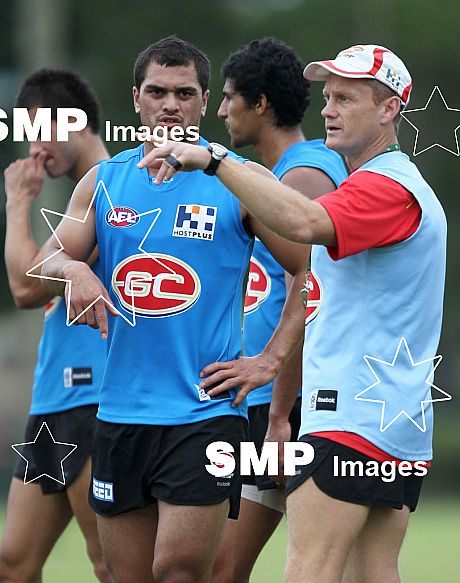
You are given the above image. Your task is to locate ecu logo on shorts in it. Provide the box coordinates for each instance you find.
[112,253,201,318]
[305,270,323,326]
[244,257,271,315]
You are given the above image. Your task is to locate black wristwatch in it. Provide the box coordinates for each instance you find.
[204,142,228,176]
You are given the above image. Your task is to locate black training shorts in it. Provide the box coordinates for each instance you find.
[13,404,97,495]
[285,435,424,512]
[90,415,248,519]
[243,398,302,490]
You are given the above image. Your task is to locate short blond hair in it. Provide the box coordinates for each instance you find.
[364,78,402,131]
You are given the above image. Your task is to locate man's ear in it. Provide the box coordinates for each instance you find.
[381,95,401,126]
[133,86,140,114]
[255,94,269,116]
[201,89,210,117]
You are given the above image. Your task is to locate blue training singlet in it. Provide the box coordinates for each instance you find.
[300,151,446,460]
[30,258,107,414]
[94,140,253,425]
[244,140,347,407]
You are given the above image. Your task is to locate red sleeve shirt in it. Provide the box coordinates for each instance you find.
[316,170,422,261]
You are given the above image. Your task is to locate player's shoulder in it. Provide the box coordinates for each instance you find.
[290,140,345,168]
[274,139,347,185]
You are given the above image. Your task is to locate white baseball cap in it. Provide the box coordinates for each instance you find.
[304,44,412,105]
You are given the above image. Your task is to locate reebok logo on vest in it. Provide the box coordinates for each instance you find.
[308,390,338,411]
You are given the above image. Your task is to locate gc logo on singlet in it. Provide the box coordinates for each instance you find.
[112,253,201,317]
[244,257,271,315]
[305,271,323,326]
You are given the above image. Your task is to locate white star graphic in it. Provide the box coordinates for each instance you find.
[354,337,451,432]
[11,422,77,485]
[401,86,460,156]
[27,179,179,327]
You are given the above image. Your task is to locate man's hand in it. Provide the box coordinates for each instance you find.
[136,137,211,183]
[199,353,279,406]
[4,152,47,204]
[265,416,292,485]
[63,261,119,339]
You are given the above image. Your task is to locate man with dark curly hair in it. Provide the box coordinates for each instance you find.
[211,38,347,583]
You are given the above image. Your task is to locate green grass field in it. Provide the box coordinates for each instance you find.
[1,499,459,582]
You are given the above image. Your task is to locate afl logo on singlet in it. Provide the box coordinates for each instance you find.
[112,253,201,317]
[244,257,271,315]
[105,206,140,227]
[305,271,323,326]
[44,296,62,318]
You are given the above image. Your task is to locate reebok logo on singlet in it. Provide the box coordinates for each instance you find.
[308,390,338,411]
[63,367,93,388]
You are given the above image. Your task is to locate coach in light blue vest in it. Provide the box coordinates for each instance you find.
[142,44,447,583]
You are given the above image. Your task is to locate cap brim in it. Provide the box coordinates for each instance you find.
[303,60,375,81]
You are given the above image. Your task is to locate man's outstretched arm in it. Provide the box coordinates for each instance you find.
[138,140,337,246]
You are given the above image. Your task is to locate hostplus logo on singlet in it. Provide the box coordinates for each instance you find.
[172,204,217,241]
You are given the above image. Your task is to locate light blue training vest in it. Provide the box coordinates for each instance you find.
[300,151,447,460]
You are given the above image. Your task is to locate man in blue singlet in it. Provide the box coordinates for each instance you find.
[1,70,110,582]
[138,44,447,583]
[41,37,309,583]
[211,38,347,583]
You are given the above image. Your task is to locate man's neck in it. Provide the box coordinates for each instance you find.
[70,134,110,182]
[345,134,399,172]
[254,125,306,170]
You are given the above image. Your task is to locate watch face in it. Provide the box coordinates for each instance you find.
[209,142,228,158]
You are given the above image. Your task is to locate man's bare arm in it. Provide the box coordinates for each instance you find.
[4,153,54,308]
[199,161,309,405]
[41,166,118,338]
[266,165,336,482]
